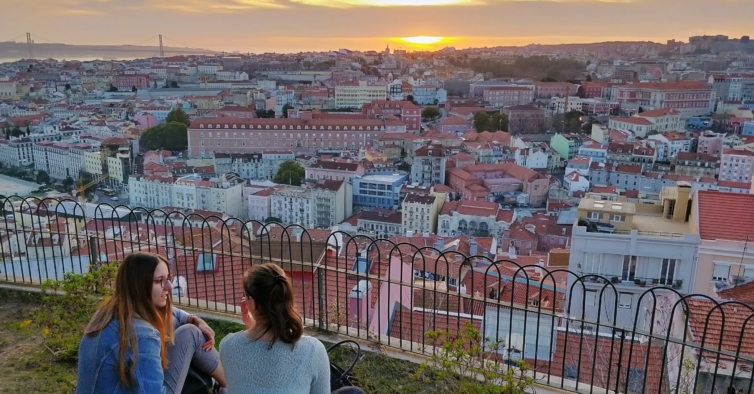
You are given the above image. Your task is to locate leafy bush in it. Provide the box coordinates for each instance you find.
[414,321,534,394]
[28,263,117,363]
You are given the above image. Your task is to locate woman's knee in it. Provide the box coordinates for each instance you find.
[174,324,204,347]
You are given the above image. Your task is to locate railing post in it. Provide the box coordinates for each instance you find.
[317,267,324,330]
[88,236,98,271]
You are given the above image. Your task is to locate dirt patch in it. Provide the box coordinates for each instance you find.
[0,291,78,393]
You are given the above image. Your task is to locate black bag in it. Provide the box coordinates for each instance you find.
[327,340,361,390]
[182,364,214,394]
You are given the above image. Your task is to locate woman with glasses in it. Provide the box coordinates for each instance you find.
[76,252,226,394]
[220,263,364,394]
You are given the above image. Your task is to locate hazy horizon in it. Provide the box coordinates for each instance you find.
[2,0,752,54]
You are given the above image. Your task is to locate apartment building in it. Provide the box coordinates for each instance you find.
[353,210,403,239]
[129,173,245,218]
[614,81,714,118]
[550,133,584,161]
[361,100,421,133]
[482,86,533,108]
[437,200,514,240]
[411,144,447,186]
[246,187,276,222]
[671,152,718,178]
[578,142,608,163]
[32,141,73,180]
[401,193,438,235]
[690,191,754,296]
[606,141,656,172]
[187,116,406,158]
[697,131,724,155]
[709,73,754,102]
[334,81,388,109]
[502,105,546,134]
[567,184,699,330]
[646,132,693,161]
[718,147,754,182]
[352,173,409,209]
[269,180,352,229]
[306,160,364,182]
[113,74,150,90]
[213,150,294,181]
[534,82,578,98]
[548,96,583,114]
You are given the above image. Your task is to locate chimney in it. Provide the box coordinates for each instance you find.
[673,181,692,223]
[469,239,478,256]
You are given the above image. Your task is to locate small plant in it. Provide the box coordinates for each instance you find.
[673,279,683,289]
[413,321,534,393]
[652,278,659,285]
[611,276,620,283]
[28,262,118,362]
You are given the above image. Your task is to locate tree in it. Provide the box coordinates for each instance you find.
[62,176,74,189]
[165,108,191,126]
[282,103,294,118]
[473,112,490,132]
[274,160,305,186]
[266,109,275,118]
[421,106,441,120]
[36,170,50,184]
[264,217,282,224]
[139,122,189,152]
[10,126,23,138]
[170,81,179,88]
[131,86,138,92]
[472,112,508,132]
[406,94,414,103]
[302,60,313,70]
[586,74,593,82]
[108,84,118,92]
[540,77,557,82]
[64,83,71,91]
[638,106,644,113]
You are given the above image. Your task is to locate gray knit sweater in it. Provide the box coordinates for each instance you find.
[219,332,330,394]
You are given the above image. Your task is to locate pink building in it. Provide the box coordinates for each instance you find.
[143,150,171,166]
[445,162,550,207]
[133,113,158,131]
[215,105,257,119]
[436,116,474,135]
[187,116,407,157]
[534,82,579,98]
[361,100,421,133]
[697,132,724,156]
[482,86,534,108]
[113,74,150,89]
[615,81,713,117]
[719,147,754,182]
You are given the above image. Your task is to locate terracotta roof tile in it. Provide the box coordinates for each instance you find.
[696,191,754,241]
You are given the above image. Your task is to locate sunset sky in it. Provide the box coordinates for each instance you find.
[2,0,751,53]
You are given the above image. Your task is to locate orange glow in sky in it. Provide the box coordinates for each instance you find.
[400,36,446,45]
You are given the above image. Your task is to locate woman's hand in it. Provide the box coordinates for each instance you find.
[241,297,255,330]
[192,317,216,351]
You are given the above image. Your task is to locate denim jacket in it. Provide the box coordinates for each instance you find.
[76,308,190,394]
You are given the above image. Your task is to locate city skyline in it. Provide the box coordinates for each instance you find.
[3,0,752,53]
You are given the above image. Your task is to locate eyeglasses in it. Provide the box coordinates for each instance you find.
[153,275,174,288]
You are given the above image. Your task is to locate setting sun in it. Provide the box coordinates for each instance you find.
[399,36,445,45]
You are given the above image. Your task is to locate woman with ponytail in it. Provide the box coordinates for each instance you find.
[220,263,364,394]
[76,252,226,393]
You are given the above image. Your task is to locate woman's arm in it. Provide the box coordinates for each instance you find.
[173,307,215,350]
[172,306,192,326]
[309,340,331,394]
[133,334,167,394]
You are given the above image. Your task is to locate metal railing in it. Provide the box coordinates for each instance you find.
[1,197,754,394]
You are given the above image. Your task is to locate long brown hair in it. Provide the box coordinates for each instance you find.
[243,263,303,348]
[84,252,174,386]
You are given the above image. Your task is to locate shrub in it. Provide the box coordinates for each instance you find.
[28,263,117,363]
[413,321,534,394]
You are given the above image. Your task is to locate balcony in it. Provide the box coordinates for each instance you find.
[581,274,683,290]
[1,198,751,394]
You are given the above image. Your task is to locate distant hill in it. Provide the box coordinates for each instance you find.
[0,41,218,62]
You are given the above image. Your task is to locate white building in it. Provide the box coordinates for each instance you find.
[514,147,549,170]
[646,132,693,161]
[437,200,514,240]
[563,171,590,194]
[129,173,246,218]
[213,150,295,181]
[335,81,388,109]
[402,193,437,236]
[0,77,17,98]
[269,180,352,229]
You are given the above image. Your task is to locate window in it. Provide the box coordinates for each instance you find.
[622,255,637,281]
[584,290,597,306]
[618,292,632,308]
[659,258,676,285]
[611,214,625,222]
[587,211,600,220]
[712,263,730,282]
